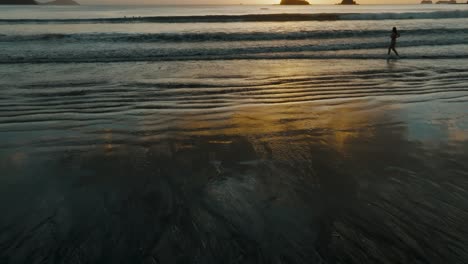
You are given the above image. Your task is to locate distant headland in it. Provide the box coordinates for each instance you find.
[0,0,37,4]
[0,0,79,5]
[280,0,310,5]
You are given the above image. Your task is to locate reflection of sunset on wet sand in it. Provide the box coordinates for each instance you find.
[174,101,385,155]
[1,57,468,263]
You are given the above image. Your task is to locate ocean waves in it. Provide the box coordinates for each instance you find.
[0,7,467,65]
[1,7,467,64]
[1,10,468,24]
[1,28,467,43]
[1,25,467,64]
[1,42,467,64]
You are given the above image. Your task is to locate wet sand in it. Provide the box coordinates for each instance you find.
[1,59,468,263]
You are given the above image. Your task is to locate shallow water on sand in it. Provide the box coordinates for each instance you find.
[0,59,468,263]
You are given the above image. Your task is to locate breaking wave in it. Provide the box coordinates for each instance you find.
[1,28,467,43]
[0,10,467,24]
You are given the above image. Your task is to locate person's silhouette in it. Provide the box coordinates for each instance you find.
[388,27,400,57]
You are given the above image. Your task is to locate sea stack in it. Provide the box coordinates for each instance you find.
[0,0,37,4]
[42,0,79,5]
[340,0,357,4]
[280,0,310,5]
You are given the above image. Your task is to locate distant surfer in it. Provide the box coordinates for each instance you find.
[388,27,400,57]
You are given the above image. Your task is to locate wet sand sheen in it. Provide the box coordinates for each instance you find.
[0,59,468,263]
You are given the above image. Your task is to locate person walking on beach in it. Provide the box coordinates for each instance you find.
[388,27,400,57]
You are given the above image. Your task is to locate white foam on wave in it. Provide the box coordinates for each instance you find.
[1,28,467,43]
[0,10,467,24]
[341,10,468,21]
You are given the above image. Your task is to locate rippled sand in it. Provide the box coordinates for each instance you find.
[1,59,468,263]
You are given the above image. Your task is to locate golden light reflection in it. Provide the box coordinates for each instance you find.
[103,129,114,153]
[175,100,386,156]
[447,120,468,142]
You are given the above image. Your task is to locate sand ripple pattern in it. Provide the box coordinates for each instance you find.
[1,64,467,136]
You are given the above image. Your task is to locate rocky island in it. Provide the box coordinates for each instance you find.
[42,0,79,5]
[280,0,310,5]
[340,0,358,4]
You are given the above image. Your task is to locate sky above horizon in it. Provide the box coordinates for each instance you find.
[73,1,421,5]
